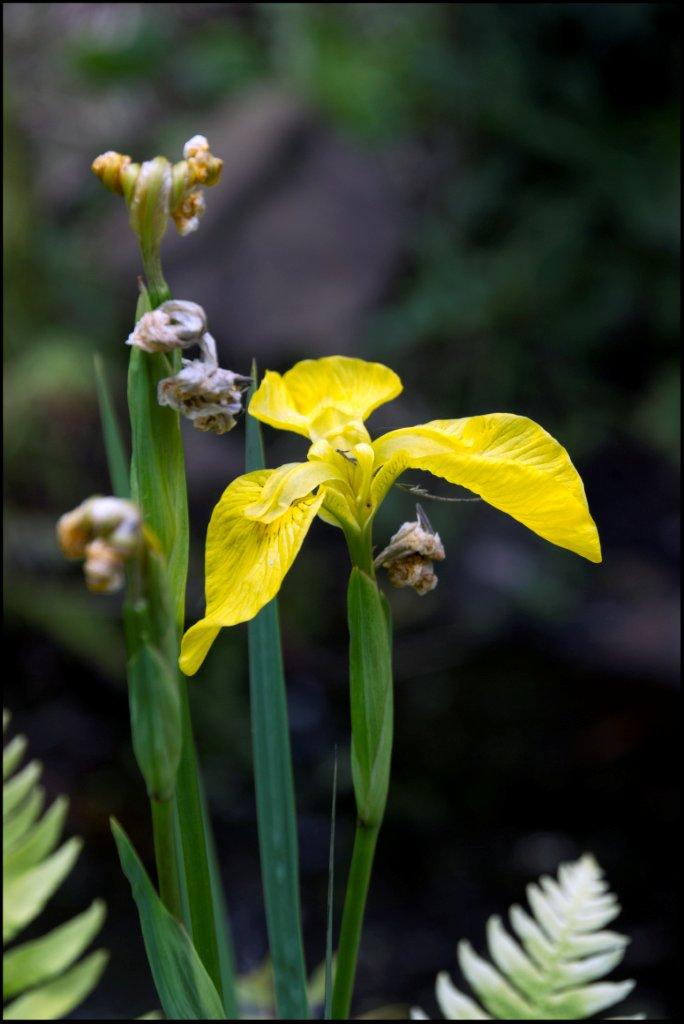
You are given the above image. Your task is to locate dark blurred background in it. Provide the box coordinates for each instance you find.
[3,3,680,1019]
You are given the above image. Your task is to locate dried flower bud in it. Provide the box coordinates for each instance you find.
[171,188,206,237]
[91,150,132,194]
[57,496,142,594]
[374,504,445,595]
[126,300,207,353]
[158,361,251,434]
[84,538,125,594]
[386,554,438,595]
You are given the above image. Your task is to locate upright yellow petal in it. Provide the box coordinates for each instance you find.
[180,470,324,675]
[372,415,601,562]
[243,460,345,524]
[249,356,402,439]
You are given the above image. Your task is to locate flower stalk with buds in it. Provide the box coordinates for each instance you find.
[92,137,236,1010]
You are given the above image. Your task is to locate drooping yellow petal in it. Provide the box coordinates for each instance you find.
[243,461,345,524]
[179,470,324,675]
[249,356,402,439]
[372,415,601,562]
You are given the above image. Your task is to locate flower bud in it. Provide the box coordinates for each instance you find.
[374,504,445,595]
[91,151,132,194]
[127,156,173,254]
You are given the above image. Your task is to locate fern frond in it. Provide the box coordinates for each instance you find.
[3,710,108,1019]
[412,855,643,1020]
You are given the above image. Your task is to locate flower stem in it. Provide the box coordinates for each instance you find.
[151,798,183,921]
[330,821,379,1019]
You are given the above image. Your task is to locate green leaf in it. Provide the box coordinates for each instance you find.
[3,837,82,943]
[245,362,310,1020]
[3,796,68,879]
[94,352,131,499]
[3,734,26,781]
[3,787,45,851]
[3,900,106,999]
[128,640,182,802]
[3,761,42,819]
[3,949,109,1020]
[111,819,225,1020]
[347,568,393,828]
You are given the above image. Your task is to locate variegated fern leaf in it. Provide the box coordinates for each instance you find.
[3,710,108,1019]
[412,854,643,1021]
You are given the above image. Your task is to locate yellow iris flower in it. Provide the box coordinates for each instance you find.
[180,356,601,675]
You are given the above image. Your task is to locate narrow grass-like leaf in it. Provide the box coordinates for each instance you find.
[3,900,106,999]
[324,751,338,1020]
[201,780,239,1018]
[246,363,309,1020]
[111,819,224,1020]
[3,837,82,942]
[93,352,130,499]
[3,949,109,1020]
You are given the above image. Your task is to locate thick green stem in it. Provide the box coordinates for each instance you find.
[141,247,170,307]
[151,798,183,921]
[330,822,379,1019]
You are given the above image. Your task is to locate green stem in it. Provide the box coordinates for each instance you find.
[175,683,224,1002]
[141,247,170,307]
[151,799,183,921]
[330,822,379,1020]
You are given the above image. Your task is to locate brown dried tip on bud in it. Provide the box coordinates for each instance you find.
[57,496,142,594]
[374,503,445,596]
[91,151,132,194]
[158,362,251,434]
[183,135,223,187]
[126,300,207,353]
[171,188,206,237]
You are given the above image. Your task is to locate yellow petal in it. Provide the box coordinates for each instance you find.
[243,461,344,524]
[179,470,323,675]
[249,356,402,439]
[372,415,601,562]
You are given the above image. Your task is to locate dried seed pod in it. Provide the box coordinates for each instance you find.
[375,504,445,595]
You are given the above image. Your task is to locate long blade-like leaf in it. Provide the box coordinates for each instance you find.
[246,362,309,1020]
[111,819,224,1020]
[324,750,338,1020]
[93,353,130,499]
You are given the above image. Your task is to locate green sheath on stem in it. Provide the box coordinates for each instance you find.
[332,563,394,1020]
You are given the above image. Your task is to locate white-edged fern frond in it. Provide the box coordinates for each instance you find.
[3,709,108,1019]
[412,854,643,1020]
